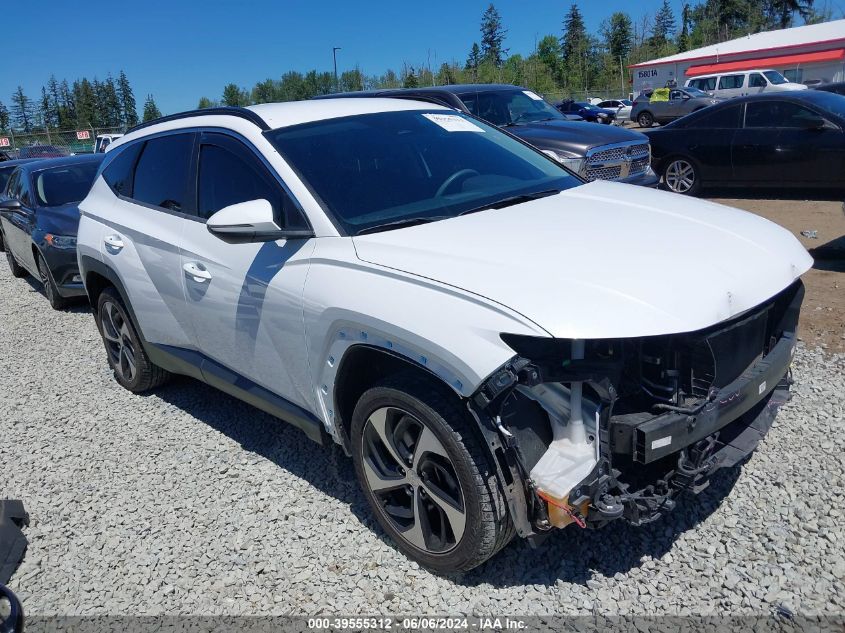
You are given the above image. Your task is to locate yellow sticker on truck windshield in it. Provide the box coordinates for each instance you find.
[422,113,485,132]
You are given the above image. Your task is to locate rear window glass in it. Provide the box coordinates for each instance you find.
[132,134,193,213]
[687,104,742,129]
[690,77,716,91]
[34,162,100,207]
[102,142,144,198]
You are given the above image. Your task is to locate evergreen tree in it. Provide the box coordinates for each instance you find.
[117,70,138,127]
[603,12,633,61]
[436,62,458,85]
[465,42,482,71]
[197,96,215,109]
[74,79,97,127]
[142,94,162,122]
[103,77,123,127]
[480,4,508,67]
[0,101,10,133]
[677,3,692,52]
[561,4,588,90]
[652,0,677,45]
[11,86,34,132]
[59,79,75,128]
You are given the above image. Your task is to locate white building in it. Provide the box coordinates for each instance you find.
[630,19,845,94]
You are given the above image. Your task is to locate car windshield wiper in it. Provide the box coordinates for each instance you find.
[355,216,448,235]
[458,188,562,216]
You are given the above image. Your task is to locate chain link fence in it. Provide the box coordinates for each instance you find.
[0,126,125,159]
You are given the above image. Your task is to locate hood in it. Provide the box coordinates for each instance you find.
[35,203,81,237]
[509,121,647,154]
[352,181,812,339]
[776,82,809,91]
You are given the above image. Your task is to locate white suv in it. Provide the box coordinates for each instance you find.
[77,99,812,572]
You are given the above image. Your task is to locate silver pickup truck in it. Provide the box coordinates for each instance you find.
[630,87,720,127]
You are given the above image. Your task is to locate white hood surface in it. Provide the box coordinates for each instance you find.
[353,181,813,339]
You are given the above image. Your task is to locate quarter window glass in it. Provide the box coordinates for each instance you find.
[689,104,742,128]
[746,101,822,128]
[198,143,307,229]
[749,74,767,88]
[103,142,144,197]
[718,75,744,89]
[1,169,17,196]
[132,134,193,212]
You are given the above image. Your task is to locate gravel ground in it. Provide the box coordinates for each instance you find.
[1,262,844,617]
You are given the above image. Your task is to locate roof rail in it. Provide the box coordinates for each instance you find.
[127,106,270,134]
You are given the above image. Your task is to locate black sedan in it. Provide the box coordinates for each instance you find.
[0,154,103,308]
[644,91,845,195]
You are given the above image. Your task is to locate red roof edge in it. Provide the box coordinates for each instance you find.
[685,48,845,75]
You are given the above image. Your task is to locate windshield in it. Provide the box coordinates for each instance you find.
[620,99,633,106]
[462,90,565,126]
[684,87,711,98]
[577,103,598,110]
[34,162,100,207]
[267,110,579,235]
[807,91,845,119]
[764,70,789,85]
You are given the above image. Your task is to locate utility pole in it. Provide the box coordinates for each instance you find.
[333,47,342,92]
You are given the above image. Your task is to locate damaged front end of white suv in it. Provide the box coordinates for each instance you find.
[469,279,804,538]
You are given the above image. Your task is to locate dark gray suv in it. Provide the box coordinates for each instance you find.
[319,84,658,187]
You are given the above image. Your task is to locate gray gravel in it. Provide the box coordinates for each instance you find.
[1,263,843,616]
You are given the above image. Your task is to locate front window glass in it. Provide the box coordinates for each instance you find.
[749,73,767,88]
[764,71,789,85]
[0,168,14,195]
[267,110,578,235]
[34,162,100,207]
[469,91,565,126]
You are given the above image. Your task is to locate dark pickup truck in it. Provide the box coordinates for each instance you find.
[318,84,658,187]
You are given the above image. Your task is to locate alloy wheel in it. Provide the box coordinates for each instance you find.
[100,300,138,383]
[361,406,466,554]
[665,159,697,193]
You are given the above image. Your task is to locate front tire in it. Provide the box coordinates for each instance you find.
[5,249,26,278]
[663,156,702,196]
[37,252,67,310]
[637,111,655,128]
[350,372,514,573]
[95,287,170,393]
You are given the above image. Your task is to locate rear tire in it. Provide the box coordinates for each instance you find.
[350,371,514,573]
[95,287,171,393]
[5,249,26,278]
[637,111,655,128]
[37,252,67,310]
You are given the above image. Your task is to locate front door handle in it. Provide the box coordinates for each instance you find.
[183,262,212,283]
[104,234,124,252]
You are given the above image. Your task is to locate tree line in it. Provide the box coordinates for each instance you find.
[199,0,828,109]
[1,0,829,132]
[0,72,164,135]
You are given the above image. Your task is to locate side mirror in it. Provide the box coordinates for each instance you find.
[206,199,312,243]
[0,199,21,212]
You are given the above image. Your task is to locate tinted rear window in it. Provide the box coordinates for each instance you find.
[132,134,193,212]
[34,162,101,207]
[687,104,742,129]
[102,142,144,197]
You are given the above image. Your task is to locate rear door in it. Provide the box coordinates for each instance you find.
[98,132,198,349]
[732,99,840,184]
[178,131,316,410]
[680,103,743,183]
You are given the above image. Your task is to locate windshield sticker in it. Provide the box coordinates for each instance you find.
[523,90,544,101]
[422,113,485,132]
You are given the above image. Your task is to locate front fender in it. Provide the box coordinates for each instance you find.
[302,238,548,436]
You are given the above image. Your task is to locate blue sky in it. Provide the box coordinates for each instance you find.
[3,0,684,115]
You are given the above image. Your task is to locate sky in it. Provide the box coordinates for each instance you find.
[2,0,685,116]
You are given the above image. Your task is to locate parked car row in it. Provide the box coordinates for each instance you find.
[0,93,812,573]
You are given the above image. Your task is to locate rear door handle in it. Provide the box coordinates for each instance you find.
[183,262,212,283]
[104,234,124,252]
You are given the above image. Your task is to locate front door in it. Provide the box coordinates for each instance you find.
[1,170,38,274]
[179,131,316,410]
